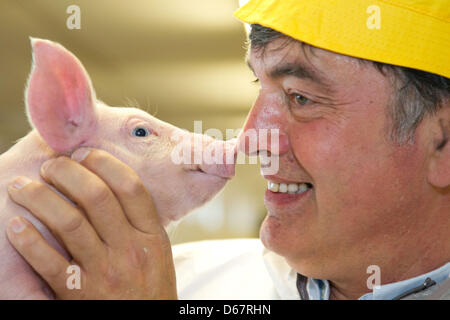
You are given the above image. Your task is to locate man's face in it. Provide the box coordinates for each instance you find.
[242,39,432,279]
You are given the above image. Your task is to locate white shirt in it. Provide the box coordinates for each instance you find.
[173,238,298,299]
[173,238,450,300]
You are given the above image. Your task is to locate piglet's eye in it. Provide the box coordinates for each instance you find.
[131,127,150,137]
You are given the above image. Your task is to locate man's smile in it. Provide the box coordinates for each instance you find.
[267,181,313,194]
[264,176,314,207]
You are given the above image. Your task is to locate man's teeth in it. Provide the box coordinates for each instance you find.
[268,181,312,194]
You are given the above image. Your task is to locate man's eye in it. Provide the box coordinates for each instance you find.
[131,127,150,137]
[290,94,312,106]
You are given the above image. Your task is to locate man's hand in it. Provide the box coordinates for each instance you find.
[5,148,177,299]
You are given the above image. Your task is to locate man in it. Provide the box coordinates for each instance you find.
[4,0,450,299]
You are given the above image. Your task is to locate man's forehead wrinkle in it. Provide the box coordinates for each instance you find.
[247,43,336,94]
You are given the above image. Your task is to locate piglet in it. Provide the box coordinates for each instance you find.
[0,38,236,299]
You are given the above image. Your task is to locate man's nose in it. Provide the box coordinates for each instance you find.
[238,94,290,156]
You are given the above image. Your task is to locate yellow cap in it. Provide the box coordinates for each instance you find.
[234,0,450,78]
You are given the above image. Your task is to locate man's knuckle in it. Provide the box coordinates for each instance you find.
[42,262,65,279]
[86,184,112,205]
[27,183,48,200]
[50,156,70,173]
[121,177,146,197]
[103,264,122,291]
[126,243,147,269]
[60,213,84,234]
[85,149,105,167]
[17,230,40,250]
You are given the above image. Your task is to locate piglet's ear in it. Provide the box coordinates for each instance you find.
[25,38,98,154]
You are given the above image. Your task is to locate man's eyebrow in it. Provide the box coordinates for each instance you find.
[270,62,332,88]
[246,59,334,92]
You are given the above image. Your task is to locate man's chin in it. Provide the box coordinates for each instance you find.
[259,215,291,255]
[259,214,316,263]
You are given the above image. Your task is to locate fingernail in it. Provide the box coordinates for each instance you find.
[9,176,32,190]
[41,159,53,176]
[71,148,91,162]
[8,217,26,233]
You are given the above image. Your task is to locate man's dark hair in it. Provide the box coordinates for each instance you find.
[249,24,450,144]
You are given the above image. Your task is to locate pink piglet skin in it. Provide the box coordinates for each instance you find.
[0,38,237,299]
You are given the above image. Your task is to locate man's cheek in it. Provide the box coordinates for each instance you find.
[291,129,384,215]
[290,123,351,176]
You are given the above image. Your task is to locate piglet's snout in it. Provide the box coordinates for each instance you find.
[201,139,237,178]
[185,138,237,179]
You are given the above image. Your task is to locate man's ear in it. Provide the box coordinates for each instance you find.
[427,101,450,189]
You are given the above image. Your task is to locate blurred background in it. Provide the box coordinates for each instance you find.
[0,0,267,244]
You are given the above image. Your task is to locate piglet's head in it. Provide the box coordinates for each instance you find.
[25,38,236,226]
